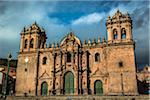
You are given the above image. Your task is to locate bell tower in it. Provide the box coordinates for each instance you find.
[16,22,47,96]
[20,22,47,52]
[106,10,132,43]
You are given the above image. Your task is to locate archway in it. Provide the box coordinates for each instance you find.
[113,29,118,40]
[121,28,126,39]
[64,71,74,94]
[94,80,103,95]
[30,38,34,48]
[41,81,48,96]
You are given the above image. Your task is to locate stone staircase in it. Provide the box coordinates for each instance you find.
[6,95,149,100]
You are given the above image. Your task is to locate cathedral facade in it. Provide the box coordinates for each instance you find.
[15,11,138,96]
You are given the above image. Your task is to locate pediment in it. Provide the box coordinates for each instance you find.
[91,67,109,77]
[60,32,81,47]
[39,70,51,79]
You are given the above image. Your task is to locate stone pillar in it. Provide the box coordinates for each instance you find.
[35,50,40,96]
[52,51,56,95]
[20,34,24,52]
[63,52,67,94]
[118,26,121,40]
[59,51,63,95]
[107,25,113,42]
[34,34,39,49]
[82,51,89,95]
[72,51,75,64]
[64,52,67,68]
[86,51,91,95]
[127,26,132,41]
[77,47,81,95]
[28,34,31,51]
[78,49,82,95]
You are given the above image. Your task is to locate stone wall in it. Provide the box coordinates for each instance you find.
[16,52,38,96]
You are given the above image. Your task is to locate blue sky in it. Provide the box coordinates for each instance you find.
[0,1,149,69]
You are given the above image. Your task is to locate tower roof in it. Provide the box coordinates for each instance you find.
[22,22,45,34]
[106,10,131,24]
[112,10,123,19]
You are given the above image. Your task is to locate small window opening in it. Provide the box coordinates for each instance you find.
[121,28,126,39]
[43,57,47,65]
[114,34,118,39]
[67,52,71,62]
[95,53,100,62]
[24,39,28,49]
[113,29,118,40]
[30,38,34,48]
[25,68,27,72]
[119,61,123,67]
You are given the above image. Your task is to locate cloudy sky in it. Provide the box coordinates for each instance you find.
[0,1,149,69]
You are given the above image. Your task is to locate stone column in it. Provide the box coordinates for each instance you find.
[79,50,82,95]
[35,34,39,49]
[64,52,67,69]
[118,26,121,40]
[82,51,88,95]
[35,50,40,96]
[20,34,24,52]
[72,51,75,64]
[107,25,113,42]
[62,52,67,94]
[77,47,80,95]
[28,34,31,51]
[59,51,63,95]
[127,26,132,41]
[86,51,91,95]
[52,51,56,95]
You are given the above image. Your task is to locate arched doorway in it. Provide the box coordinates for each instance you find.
[94,80,103,95]
[41,81,48,96]
[64,71,74,94]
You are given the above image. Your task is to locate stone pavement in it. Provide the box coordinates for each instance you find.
[5,95,149,100]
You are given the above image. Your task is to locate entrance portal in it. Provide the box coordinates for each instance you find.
[64,71,74,94]
[94,80,103,95]
[41,82,48,96]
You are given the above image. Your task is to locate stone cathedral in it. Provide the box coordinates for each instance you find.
[16,10,138,96]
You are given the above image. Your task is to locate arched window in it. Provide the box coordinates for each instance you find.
[24,39,28,49]
[95,53,100,62]
[30,38,34,48]
[67,52,71,63]
[42,57,47,65]
[113,29,118,40]
[121,28,126,39]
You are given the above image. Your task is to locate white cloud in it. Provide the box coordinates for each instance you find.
[0,2,57,40]
[71,12,105,25]
[107,2,140,17]
[108,5,129,17]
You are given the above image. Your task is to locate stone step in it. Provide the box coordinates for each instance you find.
[6,95,149,100]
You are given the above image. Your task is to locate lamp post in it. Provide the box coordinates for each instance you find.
[24,57,29,96]
[4,53,12,98]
